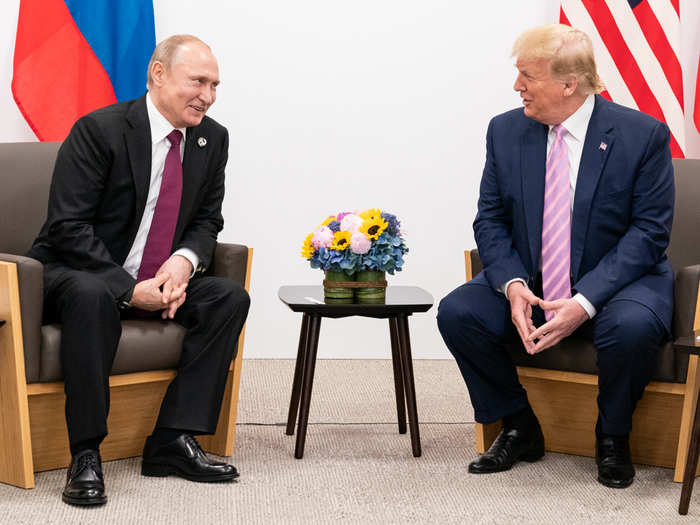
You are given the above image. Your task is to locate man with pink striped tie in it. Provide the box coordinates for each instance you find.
[438,24,674,489]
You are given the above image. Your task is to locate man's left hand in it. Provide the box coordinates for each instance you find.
[526,298,589,354]
[156,254,194,318]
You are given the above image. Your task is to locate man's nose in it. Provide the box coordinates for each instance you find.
[513,73,525,92]
[199,85,214,105]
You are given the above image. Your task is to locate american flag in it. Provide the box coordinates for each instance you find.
[560,0,686,158]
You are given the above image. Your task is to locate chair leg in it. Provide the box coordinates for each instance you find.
[294,315,322,459]
[395,315,421,457]
[674,355,700,482]
[679,390,700,514]
[0,262,35,488]
[389,317,407,434]
[287,314,310,435]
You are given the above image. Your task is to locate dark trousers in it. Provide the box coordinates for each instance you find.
[436,281,666,436]
[43,266,250,448]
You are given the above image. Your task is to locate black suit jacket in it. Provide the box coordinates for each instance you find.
[28,95,229,300]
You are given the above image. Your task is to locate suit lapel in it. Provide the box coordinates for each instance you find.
[175,126,208,238]
[570,95,615,280]
[125,96,152,226]
[521,119,548,276]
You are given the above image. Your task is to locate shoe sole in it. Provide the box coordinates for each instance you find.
[597,475,634,489]
[141,462,239,482]
[62,494,107,506]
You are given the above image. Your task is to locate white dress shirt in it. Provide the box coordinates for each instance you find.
[502,94,597,318]
[122,93,200,280]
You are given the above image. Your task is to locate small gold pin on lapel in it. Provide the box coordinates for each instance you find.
[197,137,207,148]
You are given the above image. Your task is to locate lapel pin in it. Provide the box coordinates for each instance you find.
[197,137,207,148]
[599,141,607,151]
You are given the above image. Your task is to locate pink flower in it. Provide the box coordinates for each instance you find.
[350,232,371,254]
[311,227,333,249]
[340,214,363,233]
[336,211,351,221]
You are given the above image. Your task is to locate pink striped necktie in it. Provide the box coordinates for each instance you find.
[541,124,571,321]
[137,129,183,282]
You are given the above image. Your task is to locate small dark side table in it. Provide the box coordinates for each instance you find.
[677,331,700,515]
[278,285,433,459]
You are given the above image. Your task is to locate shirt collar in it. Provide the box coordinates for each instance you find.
[550,94,595,143]
[146,92,187,145]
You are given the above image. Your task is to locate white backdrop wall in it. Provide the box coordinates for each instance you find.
[1,1,699,358]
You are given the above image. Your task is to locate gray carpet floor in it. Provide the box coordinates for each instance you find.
[0,359,697,524]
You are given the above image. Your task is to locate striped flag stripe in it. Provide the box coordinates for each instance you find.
[631,0,683,108]
[604,0,685,147]
[560,3,639,112]
[647,0,681,54]
[564,0,685,157]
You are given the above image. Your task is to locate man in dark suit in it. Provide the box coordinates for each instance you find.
[437,24,673,489]
[28,35,250,506]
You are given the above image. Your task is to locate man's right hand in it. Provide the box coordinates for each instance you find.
[506,281,539,354]
[130,272,172,311]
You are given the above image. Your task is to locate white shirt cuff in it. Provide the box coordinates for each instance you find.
[573,293,596,319]
[173,248,200,277]
[501,278,528,299]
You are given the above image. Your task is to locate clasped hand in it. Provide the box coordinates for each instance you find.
[507,282,588,354]
[129,255,193,319]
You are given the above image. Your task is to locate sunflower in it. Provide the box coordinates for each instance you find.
[359,216,388,240]
[330,231,352,250]
[300,233,315,259]
[320,215,337,227]
[359,208,382,221]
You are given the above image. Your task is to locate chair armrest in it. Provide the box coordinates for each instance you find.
[212,243,250,288]
[0,253,44,382]
[673,263,700,339]
[466,248,482,281]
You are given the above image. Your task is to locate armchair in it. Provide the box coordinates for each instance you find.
[464,158,700,482]
[0,142,252,489]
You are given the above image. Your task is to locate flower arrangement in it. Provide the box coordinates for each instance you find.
[300,209,408,276]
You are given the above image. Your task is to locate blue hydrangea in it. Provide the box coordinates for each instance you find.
[381,212,401,236]
[327,220,341,232]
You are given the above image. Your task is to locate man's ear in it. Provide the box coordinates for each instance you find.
[562,75,578,97]
[151,61,166,87]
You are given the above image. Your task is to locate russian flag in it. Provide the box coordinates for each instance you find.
[12,0,155,142]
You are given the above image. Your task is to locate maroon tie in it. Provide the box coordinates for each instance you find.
[137,129,183,282]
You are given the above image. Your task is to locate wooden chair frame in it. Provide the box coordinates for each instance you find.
[465,250,700,482]
[0,248,253,489]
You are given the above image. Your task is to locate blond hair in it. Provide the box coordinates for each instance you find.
[512,24,604,95]
[146,35,211,86]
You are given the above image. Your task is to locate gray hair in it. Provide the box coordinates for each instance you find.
[146,35,211,86]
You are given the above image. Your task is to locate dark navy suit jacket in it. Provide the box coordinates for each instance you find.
[472,95,674,332]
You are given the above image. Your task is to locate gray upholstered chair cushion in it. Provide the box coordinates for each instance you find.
[39,321,186,382]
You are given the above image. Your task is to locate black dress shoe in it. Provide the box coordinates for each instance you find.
[142,433,239,482]
[62,449,107,506]
[469,422,545,474]
[596,434,635,488]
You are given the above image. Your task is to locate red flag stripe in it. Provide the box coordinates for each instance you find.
[631,0,683,109]
[579,0,683,156]
[670,0,679,18]
[695,56,700,134]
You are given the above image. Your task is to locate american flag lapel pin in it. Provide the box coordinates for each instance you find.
[599,141,607,151]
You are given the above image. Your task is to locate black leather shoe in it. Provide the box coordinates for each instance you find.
[142,434,239,482]
[62,449,107,506]
[596,434,635,488]
[469,423,545,474]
